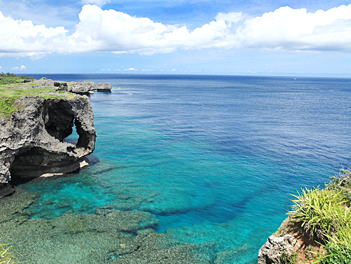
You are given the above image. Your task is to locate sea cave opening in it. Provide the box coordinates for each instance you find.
[44,101,87,148]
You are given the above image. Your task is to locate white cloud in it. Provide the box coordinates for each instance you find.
[125,67,137,71]
[11,65,26,71]
[233,5,351,51]
[0,10,68,58]
[0,66,2,69]
[171,69,176,72]
[0,4,351,58]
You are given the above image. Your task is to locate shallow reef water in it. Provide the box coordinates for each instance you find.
[1,74,351,263]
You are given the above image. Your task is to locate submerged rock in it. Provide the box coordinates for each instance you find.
[0,94,96,185]
[0,188,218,264]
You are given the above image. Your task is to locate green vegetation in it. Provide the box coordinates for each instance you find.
[0,87,53,118]
[289,187,347,241]
[281,251,297,264]
[0,73,34,85]
[0,74,74,119]
[288,169,351,263]
[0,239,14,264]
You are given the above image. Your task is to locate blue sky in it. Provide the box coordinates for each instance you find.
[0,0,351,77]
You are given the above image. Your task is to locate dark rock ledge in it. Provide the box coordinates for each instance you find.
[0,91,96,198]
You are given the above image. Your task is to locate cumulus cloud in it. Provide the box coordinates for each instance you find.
[0,10,68,58]
[233,5,351,51]
[1,4,351,58]
[125,67,137,71]
[11,65,26,70]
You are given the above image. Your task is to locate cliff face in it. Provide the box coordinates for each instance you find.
[0,94,96,195]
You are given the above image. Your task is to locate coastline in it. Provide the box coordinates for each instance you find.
[1,74,351,263]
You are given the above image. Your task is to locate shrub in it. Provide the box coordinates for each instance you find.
[318,223,351,263]
[289,187,347,242]
[327,169,351,206]
[290,172,351,263]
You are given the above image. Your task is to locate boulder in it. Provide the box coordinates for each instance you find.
[258,235,298,264]
[95,82,112,92]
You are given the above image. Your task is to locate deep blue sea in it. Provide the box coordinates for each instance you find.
[24,74,351,262]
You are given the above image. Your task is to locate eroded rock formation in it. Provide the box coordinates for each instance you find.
[0,95,96,194]
[37,78,112,95]
[258,234,298,264]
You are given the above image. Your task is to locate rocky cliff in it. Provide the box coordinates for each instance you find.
[37,78,112,95]
[0,89,96,197]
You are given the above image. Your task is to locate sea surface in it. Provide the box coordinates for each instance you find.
[8,74,351,262]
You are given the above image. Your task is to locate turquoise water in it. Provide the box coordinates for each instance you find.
[20,74,351,262]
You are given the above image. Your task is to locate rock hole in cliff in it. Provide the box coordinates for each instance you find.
[62,119,79,145]
[45,102,89,149]
[45,102,75,142]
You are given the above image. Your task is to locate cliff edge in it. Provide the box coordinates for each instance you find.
[0,81,97,197]
[258,171,351,263]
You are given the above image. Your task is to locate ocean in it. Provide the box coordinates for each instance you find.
[3,74,351,263]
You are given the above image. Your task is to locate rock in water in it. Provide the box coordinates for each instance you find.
[95,82,112,92]
[0,95,96,185]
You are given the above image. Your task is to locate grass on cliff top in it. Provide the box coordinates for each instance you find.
[0,77,75,119]
[276,169,351,263]
[0,73,34,85]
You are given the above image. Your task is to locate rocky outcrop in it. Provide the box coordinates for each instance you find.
[258,235,298,264]
[37,78,112,95]
[0,94,96,191]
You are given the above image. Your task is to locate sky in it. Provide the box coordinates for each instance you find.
[0,0,351,77]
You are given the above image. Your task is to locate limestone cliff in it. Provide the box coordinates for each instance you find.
[0,93,96,197]
[37,78,112,95]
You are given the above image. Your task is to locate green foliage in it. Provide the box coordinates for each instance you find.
[0,77,21,85]
[0,73,34,85]
[0,239,14,264]
[0,97,17,117]
[0,86,75,119]
[289,187,347,242]
[289,170,351,263]
[281,251,297,264]
[327,169,351,206]
[318,223,351,263]
[0,72,17,77]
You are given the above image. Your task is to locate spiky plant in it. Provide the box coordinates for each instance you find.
[289,187,347,242]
